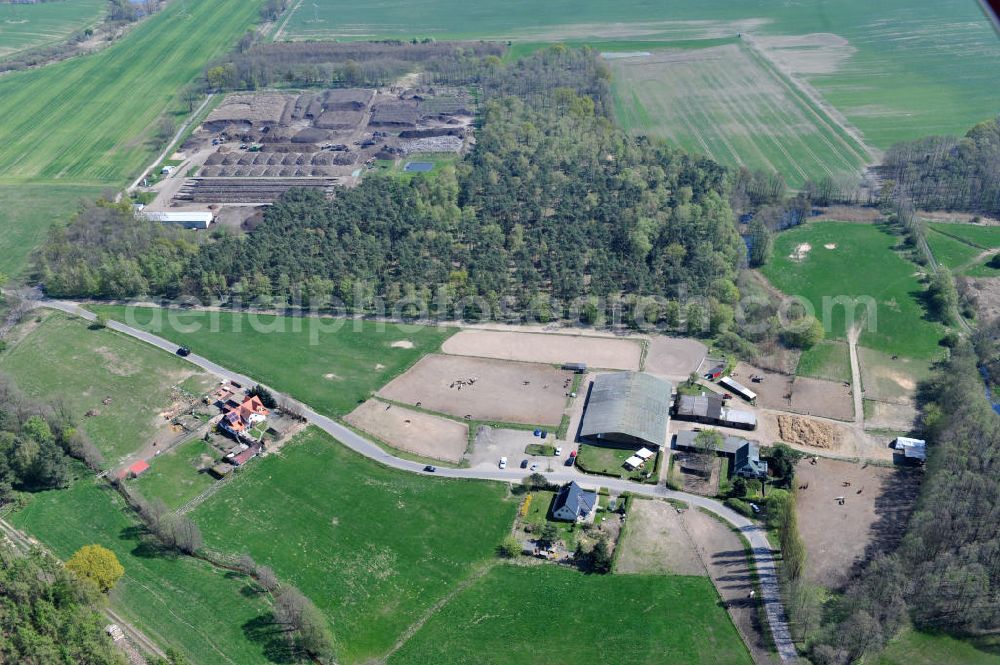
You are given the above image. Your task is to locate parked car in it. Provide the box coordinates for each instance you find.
[569,450,577,458]
[499,456,507,469]
[749,503,761,514]
[423,465,436,473]
[520,459,529,469]
[176,346,191,357]
[530,463,538,471]
[554,446,563,456]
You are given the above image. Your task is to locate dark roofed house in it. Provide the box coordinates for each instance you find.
[551,482,598,522]
[673,430,767,479]
[673,393,756,430]
[579,372,672,449]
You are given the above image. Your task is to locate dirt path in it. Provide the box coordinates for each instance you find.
[847,325,864,425]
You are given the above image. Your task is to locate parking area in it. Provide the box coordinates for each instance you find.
[468,426,571,471]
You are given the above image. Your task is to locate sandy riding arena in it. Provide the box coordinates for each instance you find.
[616,499,704,576]
[442,329,641,370]
[346,399,468,463]
[378,354,573,426]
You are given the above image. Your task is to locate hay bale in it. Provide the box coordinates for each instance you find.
[777,415,840,449]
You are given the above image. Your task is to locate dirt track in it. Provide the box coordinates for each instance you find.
[378,354,572,426]
[442,329,641,370]
[346,399,468,463]
[616,499,704,575]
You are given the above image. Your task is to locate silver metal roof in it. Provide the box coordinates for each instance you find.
[580,372,672,447]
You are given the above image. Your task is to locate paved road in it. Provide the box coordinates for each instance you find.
[37,297,799,663]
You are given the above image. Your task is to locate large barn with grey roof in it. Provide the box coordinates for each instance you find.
[578,372,673,449]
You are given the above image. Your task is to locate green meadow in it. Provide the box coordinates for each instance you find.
[131,437,218,511]
[0,312,213,467]
[388,564,753,665]
[0,0,104,58]
[876,630,1000,665]
[91,305,455,417]
[191,428,516,663]
[10,479,280,665]
[795,340,852,383]
[760,222,945,360]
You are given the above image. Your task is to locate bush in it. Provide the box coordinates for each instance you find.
[496,535,521,558]
[724,497,754,518]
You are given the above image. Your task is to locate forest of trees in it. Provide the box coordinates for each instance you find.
[0,543,126,664]
[880,116,1000,217]
[38,48,742,331]
[810,344,999,664]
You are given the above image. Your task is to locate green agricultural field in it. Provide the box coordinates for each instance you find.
[0,0,104,58]
[131,437,218,511]
[876,629,1000,665]
[91,305,455,417]
[761,222,945,360]
[388,564,753,665]
[0,312,214,467]
[928,222,1000,249]
[191,427,517,663]
[926,227,984,270]
[796,340,852,383]
[280,0,1000,151]
[10,479,280,665]
[0,0,262,183]
[609,43,871,187]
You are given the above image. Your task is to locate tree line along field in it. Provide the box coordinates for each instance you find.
[190,428,518,664]
[9,479,281,665]
[279,0,1000,152]
[91,305,455,417]
[388,565,753,665]
[0,312,214,467]
[608,42,871,188]
[760,222,945,361]
[0,0,105,58]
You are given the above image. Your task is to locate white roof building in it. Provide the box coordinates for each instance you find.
[143,210,214,229]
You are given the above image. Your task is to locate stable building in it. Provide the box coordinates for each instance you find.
[142,210,215,230]
[718,376,757,405]
[893,437,927,464]
[674,393,757,430]
[673,430,768,479]
[579,372,673,449]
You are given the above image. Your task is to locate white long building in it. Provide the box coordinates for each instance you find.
[142,210,214,229]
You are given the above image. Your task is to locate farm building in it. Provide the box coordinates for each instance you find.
[718,376,757,404]
[673,430,767,479]
[673,393,757,430]
[893,437,927,464]
[579,372,673,449]
[142,210,214,230]
[219,395,269,440]
[551,482,598,522]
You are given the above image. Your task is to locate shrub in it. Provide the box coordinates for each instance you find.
[496,535,521,558]
[724,497,754,518]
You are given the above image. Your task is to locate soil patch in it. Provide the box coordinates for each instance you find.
[346,399,468,463]
[442,329,641,370]
[616,499,704,576]
[644,336,707,381]
[777,415,841,449]
[795,458,920,588]
[378,354,572,426]
[732,362,853,421]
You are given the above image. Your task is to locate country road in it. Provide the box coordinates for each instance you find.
[33,296,799,663]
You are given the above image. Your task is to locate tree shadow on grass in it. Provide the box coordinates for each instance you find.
[242,613,298,664]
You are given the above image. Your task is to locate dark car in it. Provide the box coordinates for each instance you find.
[520,459,529,469]
[423,465,437,473]
[176,346,191,357]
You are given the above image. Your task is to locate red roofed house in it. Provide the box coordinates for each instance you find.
[120,460,150,479]
[219,395,269,440]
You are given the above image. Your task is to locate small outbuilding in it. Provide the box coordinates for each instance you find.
[127,460,150,478]
[674,393,757,430]
[893,437,926,464]
[142,210,215,230]
[718,377,757,404]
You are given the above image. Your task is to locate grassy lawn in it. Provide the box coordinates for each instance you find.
[131,437,218,511]
[372,153,459,182]
[575,443,653,481]
[796,340,851,383]
[0,0,105,58]
[876,629,1000,665]
[0,312,212,467]
[388,564,753,665]
[761,222,945,360]
[928,222,1000,250]
[190,427,517,664]
[10,478,279,665]
[925,227,983,270]
[858,347,935,404]
[962,259,1000,279]
[90,306,455,417]
[609,43,870,187]
[525,443,556,456]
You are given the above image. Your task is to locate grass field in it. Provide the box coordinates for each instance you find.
[10,479,280,665]
[91,306,455,417]
[928,223,1000,250]
[0,0,262,183]
[388,564,753,665]
[0,0,104,58]
[761,222,945,360]
[609,44,871,187]
[279,0,1000,152]
[131,437,218,511]
[926,227,985,270]
[191,427,517,663]
[876,629,1000,665]
[0,312,213,466]
[575,443,652,481]
[795,340,852,383]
